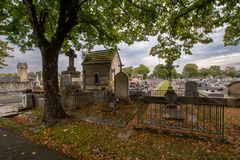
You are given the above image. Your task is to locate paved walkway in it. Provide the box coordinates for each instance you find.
[0,128,72,160]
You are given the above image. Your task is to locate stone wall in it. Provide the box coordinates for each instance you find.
[0,82,33,93]
[83,63,111,90]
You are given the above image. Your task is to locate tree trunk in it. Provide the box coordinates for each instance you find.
[41,49,67,123]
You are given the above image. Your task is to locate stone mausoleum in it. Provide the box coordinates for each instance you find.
[82,49,122,93]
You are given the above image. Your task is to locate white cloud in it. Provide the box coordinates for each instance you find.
[1,27,240,74]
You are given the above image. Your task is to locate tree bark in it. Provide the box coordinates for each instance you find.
[41,49,67,123]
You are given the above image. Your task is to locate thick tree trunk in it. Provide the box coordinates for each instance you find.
[41,49,67,123]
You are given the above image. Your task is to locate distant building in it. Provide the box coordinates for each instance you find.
[82,49,122,93]
[17,62,28,82]
[0,63,33,93]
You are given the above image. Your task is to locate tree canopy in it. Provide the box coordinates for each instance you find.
[0,41,13,68]
[153,64,177,79]
[122,66,134,78]
[209,65,222,78]
[134,64,150,79]
[224,66,236,78]
[183,63,198,78]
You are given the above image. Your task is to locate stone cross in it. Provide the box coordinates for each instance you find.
[66,49,77,71]
[118,63,124,72]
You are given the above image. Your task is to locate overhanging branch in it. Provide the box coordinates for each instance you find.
[23,0,48,46]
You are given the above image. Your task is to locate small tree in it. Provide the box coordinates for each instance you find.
[153,64,177,79]
[150,36,186,81]
[209,65,222,78]
[183,63,198,78]
[224,66,236,78]
[199,68,210,78]
[134,64,150,80]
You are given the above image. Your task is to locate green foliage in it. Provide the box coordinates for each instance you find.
[153,64,177,79]
[209,65,221,78]
[199,66,237,78]
[122,66,134,78]
[0,0,160,53]
[224,66,236,78]
[221,1,240,45]
[198,68,210,78]
[0,40,13,68]
[150,36,182,68]
[183,63,198,78]
[134,64,150,79]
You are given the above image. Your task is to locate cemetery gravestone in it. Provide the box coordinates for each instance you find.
[61,49,81,89]
[185,81,199,97]
[114,72,129,99]
[228,81,240,97]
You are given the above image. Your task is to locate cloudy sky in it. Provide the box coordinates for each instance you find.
[1,27,240,74]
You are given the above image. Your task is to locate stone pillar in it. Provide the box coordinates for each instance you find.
[17,63,28,82]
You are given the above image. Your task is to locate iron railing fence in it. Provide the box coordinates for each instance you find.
[149,90,201,97]
[139,95,225,139]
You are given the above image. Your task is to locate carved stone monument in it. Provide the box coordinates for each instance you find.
[114,63,129,99]
[185,81,199,97]
[61,49,81,90]
[164,88,183,121]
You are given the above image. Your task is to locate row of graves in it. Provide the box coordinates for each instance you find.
[129,79,159,93]
[173,78,240,98]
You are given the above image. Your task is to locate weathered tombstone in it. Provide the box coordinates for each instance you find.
[61,49,81,89]
[114,72,129,99]
[66,49,77,71]
[185,81,199,97]
[228,81,240,97]
[164,89,183,121]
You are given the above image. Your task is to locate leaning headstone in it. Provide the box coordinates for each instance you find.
[185,81,199,97]
[228,81,240,97]
[114,72,129,99]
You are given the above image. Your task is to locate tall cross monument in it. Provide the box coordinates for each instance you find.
[118,63,124,72]
[66,49,77,71]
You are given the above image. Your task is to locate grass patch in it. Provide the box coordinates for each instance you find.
[0,107,239,159]
[158,80,169,90]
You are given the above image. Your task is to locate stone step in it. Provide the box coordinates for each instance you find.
[0,104,21,117]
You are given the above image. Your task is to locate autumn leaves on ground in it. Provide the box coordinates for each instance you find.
[0,107,240,160]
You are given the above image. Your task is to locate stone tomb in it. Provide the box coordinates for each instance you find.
[228,81,240,97]
[185,81,199,97]
[114,71,129,99]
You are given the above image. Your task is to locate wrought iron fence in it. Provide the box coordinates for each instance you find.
[138,96,225,138]
[150,90,199,97]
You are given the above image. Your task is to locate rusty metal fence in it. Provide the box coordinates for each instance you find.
[139,95,225,138]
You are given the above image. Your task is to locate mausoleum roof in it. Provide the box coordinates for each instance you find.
[82,49,117,64]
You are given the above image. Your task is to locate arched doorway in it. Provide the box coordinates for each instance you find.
[95,73,99,84]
